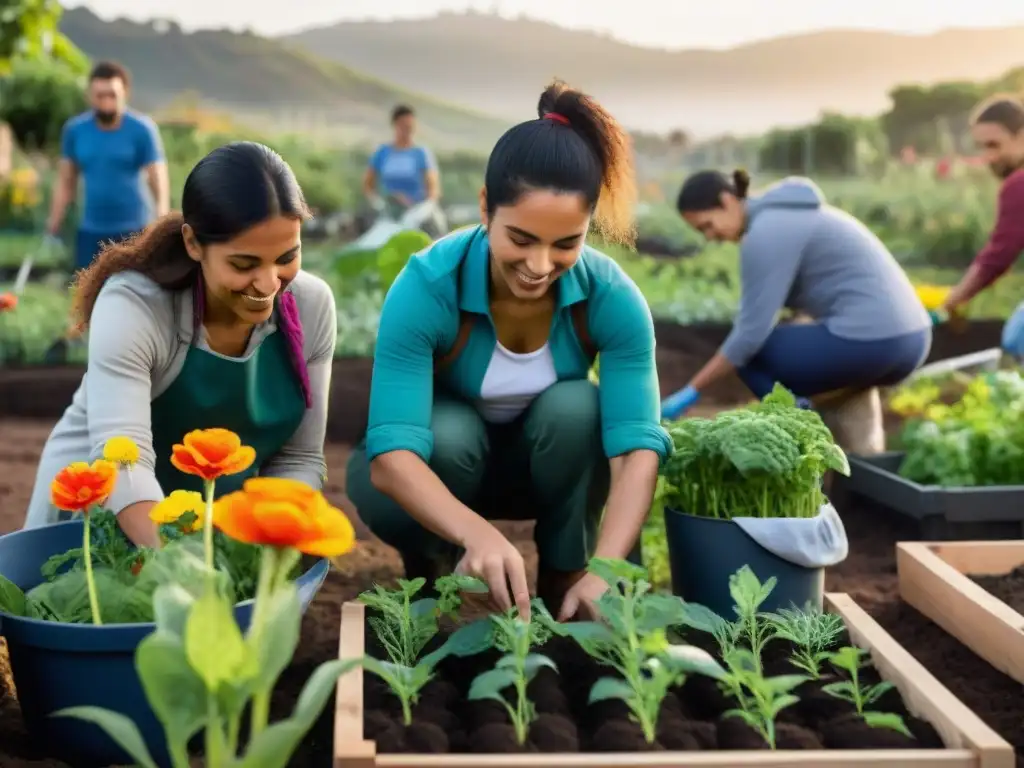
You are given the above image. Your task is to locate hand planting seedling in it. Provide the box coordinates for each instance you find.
[765,605,845,679]
[541,557,725,744]
[719,646,807,749]
[822,645,913,737]
[358,574,488,667]
[468,600,556,745]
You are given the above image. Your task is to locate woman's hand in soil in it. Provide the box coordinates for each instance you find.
[558,572,608,621]
[455,520,531,620]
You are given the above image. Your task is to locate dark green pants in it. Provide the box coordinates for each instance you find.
[346,379,610,572]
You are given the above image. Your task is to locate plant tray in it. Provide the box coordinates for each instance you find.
[898,541,1024,684]
[834,452,1024,540]
[332,595,1013,768]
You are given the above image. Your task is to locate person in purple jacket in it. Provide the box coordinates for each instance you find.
[936,96,1024,356]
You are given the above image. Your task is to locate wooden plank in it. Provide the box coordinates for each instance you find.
[825,593,1013,768]
[334,600,376,768]
[333,595,1012,768]
[898,541,1024,686]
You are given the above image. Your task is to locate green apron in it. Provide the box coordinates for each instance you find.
[149,329,306,497]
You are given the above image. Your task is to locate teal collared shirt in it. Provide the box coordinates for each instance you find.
[365,225,671,464]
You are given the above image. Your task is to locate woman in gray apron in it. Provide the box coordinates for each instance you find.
[24,142,337,547]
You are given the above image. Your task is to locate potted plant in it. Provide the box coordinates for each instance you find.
[0,430,332,767]
[659,384,851,616]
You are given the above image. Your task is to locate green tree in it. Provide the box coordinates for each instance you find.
[0,0,87,74]
[0,58,86,151]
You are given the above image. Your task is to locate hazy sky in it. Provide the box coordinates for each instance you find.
[67,0,1024,49]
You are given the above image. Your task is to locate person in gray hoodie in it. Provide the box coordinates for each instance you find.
[662,169,931,419]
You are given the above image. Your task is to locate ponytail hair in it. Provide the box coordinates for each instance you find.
[676,167,751,214]
[484,79,637,246]
[71,141,314,408]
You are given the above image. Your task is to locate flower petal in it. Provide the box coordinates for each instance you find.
[218,446,257,477]
[213,493,265,544]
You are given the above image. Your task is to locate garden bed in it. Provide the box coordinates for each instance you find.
[333,595,1012,766]
[834,453,1024,540]
[898,542,1024,685]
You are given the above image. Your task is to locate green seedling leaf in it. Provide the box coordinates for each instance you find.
[467,667,517,703]
[588,557,646,588]
[0,572,27,616]
[185,589,251,691]
[135,631,207,749]
[51,707,158,768]
[152,583,195,638]
[863,711,913,738]
[588,676,634,704]
[251,584,301,693]
[420,617,495,667]
[663,643,727,680]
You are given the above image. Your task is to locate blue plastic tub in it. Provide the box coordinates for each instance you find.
[0,520,330,767]
[664,507,825,618]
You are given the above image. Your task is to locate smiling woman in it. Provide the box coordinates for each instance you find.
[22,142,338,546]
[346,80,670,624]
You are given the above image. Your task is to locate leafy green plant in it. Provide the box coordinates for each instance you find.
[765,605,845,679]
[660,384,850,519]
[0,510,267,624]
[358,574,489,725]
[718,647,807,749]
[823,646,914,737]
[468,602,556,745]
[542,558,724,744]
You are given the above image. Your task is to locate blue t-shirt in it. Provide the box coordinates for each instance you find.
[61,110,165,233]
[369,144,436,204]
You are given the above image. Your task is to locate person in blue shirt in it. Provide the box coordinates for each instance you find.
[347,82,670,622]
[363,104,440,209]
[46,60,169,271]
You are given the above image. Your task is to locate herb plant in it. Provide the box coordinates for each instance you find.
[823,646,914,737]
[719,647,807,749]
[765,605,845,679]
[468,602,555,745]
[543,558,724,744]
[661,384,850,519]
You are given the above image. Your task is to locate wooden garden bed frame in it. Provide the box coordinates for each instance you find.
[333,593,1013,768]
[898,541,1024,685]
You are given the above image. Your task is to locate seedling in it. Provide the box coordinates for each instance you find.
[358,574,487,666]
[542,558,724,744]
[679,565,776,671]
[362,657,434,726]
[719,647,806,749]
[822,646,914,737]
[468,601,555,745]
[765,605,845,679]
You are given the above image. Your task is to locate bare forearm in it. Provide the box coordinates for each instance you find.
[117,501,160,548]
[593,451,660,560]
[47,182,74,232]
[370,450,488,546]
[690,351,736,392]
[944,263,991,311]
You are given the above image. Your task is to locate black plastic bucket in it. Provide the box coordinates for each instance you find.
[0,520,330,767]
[664,507,825,618]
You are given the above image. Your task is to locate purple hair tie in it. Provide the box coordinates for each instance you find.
[191,276,312,409]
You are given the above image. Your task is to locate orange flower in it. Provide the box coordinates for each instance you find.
[51,460,118,513]
[213,477,355,557]
[171,428,256,481]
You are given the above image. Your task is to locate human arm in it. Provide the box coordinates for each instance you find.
[261,278,336,487]
[942,174,1024,313]
[366,258,531,616]
[363,146,384,204]
[46,123,78,235]
[84,278,168,547]
[139,117,170,217]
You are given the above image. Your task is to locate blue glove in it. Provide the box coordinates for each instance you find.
[662,385,700,420]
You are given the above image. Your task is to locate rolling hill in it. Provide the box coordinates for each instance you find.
[57,7,509,149]
[283,12,1024,137]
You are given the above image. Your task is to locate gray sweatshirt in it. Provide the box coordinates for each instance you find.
[24,269,337,528]
[720,177,930,367]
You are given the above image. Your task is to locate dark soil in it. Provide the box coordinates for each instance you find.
[361,619,943,753]
[971,567,1024,615]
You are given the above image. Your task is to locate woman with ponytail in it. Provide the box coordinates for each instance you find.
[662,170,931,443]
[24,142,337,546]
[347,81,669,622]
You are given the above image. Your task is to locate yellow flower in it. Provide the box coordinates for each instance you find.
[150,490,204,531]
[103,436,140,467]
